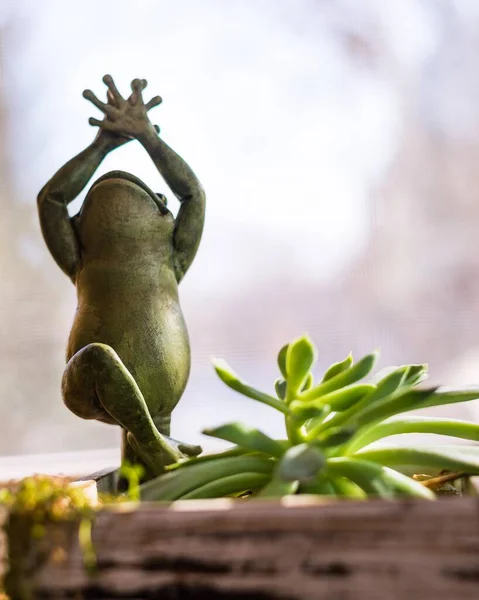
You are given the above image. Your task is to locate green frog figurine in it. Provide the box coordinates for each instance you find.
[38,75,205,477]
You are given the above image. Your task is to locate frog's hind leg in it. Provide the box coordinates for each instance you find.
[153,414,203,458]
[154,414,171,436]
[62,343,183,475]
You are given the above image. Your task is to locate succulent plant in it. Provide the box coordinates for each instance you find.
[139,336,479,501]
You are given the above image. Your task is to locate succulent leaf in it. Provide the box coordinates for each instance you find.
[300,352,378,403]
[322,353,353,382]
[257,478,299,498]
[203,423,286,458]
[355,445,479,474]
[214,359,288,414]
[404,364,428,386]
[301,383,375,412]
[140,456,274,501]
[277,443,325,482]
[345,416,479,453]
[277,344,289,378]
[285,336,317,398]
[274,378,287,400]
[301,372,314,391]
[179,473,270,499]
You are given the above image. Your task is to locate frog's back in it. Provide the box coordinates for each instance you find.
[67,174,190,417]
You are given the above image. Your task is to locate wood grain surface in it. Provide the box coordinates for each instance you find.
[3,495,478,599]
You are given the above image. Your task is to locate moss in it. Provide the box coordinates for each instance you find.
[1,475,97,600]
[0,475,95,519]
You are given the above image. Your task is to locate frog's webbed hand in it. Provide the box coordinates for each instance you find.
[107,78,206,283]
[86,75,161,139]
[84,76,133,150]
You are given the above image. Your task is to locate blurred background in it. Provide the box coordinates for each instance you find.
[1,0,479,471]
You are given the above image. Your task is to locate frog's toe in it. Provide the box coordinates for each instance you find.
[126,431,182,477]
[159,432,203,458]
[178,442,203,457]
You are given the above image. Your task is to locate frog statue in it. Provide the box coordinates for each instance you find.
[38,75,205,478]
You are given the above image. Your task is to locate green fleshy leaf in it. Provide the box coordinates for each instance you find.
[213,359,288,414]
[301,383,376,412]
[202,423,286,459]
[140,455,274,501]
[355,445,479,474]
[285,336,317,397]
[275,378,287,400]
[300,352,378,403]
[289,401,328,422]
[354,388,438,428]
[325,457,395,498]
[346,416,479,453]
[303,407,332,433]
[277,443,325,482]
[326,457,434,500]
[300,476,336,496]
[315,427,356,448]
[257,478,299,498]
[372,366,410,399]
[179,473,270,500]
[378,466,435,499]
[328,477,367,499]
[420,387,479,409]
[277,344,289,378]
[316,367,412,433]
[322,353,353,382]
[404,364,428,386]
[165,446,250,471]
[301,372,314,391]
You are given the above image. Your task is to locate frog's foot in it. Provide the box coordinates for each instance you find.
[63,343,186,477]
[165,435,203,458]
[127,432,185,478]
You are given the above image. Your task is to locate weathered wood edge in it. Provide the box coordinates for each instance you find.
[5,494,475,600]
[2,473,479,598]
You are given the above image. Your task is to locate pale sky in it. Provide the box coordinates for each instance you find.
[2,0,444,297]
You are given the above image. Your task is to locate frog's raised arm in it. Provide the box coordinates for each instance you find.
[37,136,113,281]
[139,128,206,282]
[88,77,206,283]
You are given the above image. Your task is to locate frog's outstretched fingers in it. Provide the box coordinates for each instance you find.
[88,117,119,131]
[130,77,162,111]
[102,74,123,106]
[129,78,146,106]
[83,89,118,119]
[146,95,162,110]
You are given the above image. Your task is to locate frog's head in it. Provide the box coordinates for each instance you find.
[89,170,171,216]
[77,170,174,253]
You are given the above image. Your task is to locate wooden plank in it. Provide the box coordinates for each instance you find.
[5,496,477,599]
